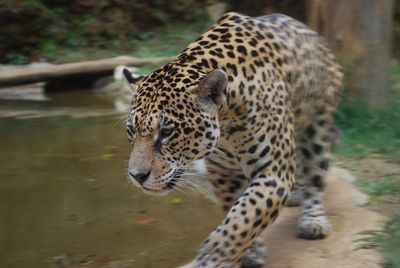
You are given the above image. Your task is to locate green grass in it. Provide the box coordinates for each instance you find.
[335,85,400,159]
[336,66,400,268]
[360,214,400,268]
[357,177,400,203]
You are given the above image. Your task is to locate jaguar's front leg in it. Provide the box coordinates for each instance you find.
[193,158,295,267]
[205,151,269,268]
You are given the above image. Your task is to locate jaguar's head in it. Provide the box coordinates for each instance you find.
[123,67,227,196]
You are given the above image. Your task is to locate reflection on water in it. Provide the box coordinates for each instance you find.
[0,91,221,268]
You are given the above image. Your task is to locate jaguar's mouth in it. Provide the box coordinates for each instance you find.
[142,171,182,196]
[129,165,197,196]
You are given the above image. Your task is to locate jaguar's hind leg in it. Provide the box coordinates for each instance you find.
[295,109,336,239]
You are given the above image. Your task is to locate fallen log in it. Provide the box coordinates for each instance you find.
[0,56,172,88]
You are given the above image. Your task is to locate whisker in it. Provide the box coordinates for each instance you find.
[177,166,211,174]
[179,182,209,197]
[176,182,196,194]
[179,172,209,177]
[114,115,128,128]
[173,184,190,195]
[178,178,211,196]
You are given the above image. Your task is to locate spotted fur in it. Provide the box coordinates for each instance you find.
[124,12,343,268]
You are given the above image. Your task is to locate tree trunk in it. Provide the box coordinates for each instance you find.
[307,0,394,111]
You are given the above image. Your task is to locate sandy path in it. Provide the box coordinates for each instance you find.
[262,167,385,268]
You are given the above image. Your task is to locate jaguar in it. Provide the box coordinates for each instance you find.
[123,12,343,268]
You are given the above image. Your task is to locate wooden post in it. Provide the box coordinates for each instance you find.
[307,0,394,111]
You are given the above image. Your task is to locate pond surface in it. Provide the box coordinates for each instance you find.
[0,89,221,268]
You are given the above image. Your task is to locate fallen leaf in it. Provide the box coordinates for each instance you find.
[171,197,183,204]
[101,153,115,160]
[96,255,111,264]
[137,218,156,225]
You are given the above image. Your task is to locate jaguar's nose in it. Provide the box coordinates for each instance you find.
[130,171,151,185]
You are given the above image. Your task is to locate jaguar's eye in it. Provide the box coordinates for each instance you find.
[159,127,174,140]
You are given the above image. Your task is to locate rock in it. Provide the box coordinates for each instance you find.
[353,190,370,206]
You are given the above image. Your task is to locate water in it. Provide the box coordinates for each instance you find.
[0,89,221,268]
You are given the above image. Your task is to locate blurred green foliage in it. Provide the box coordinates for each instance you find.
[35,21,203,65]
[0,0,210,64]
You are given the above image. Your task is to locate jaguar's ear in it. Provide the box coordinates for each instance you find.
[123,68,145,92]
[192,69,228,108]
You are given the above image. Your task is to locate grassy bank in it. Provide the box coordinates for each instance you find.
[335,66,400,268]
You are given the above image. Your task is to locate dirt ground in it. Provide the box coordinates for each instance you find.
[180,167,387,268]
[262,167,386,268]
